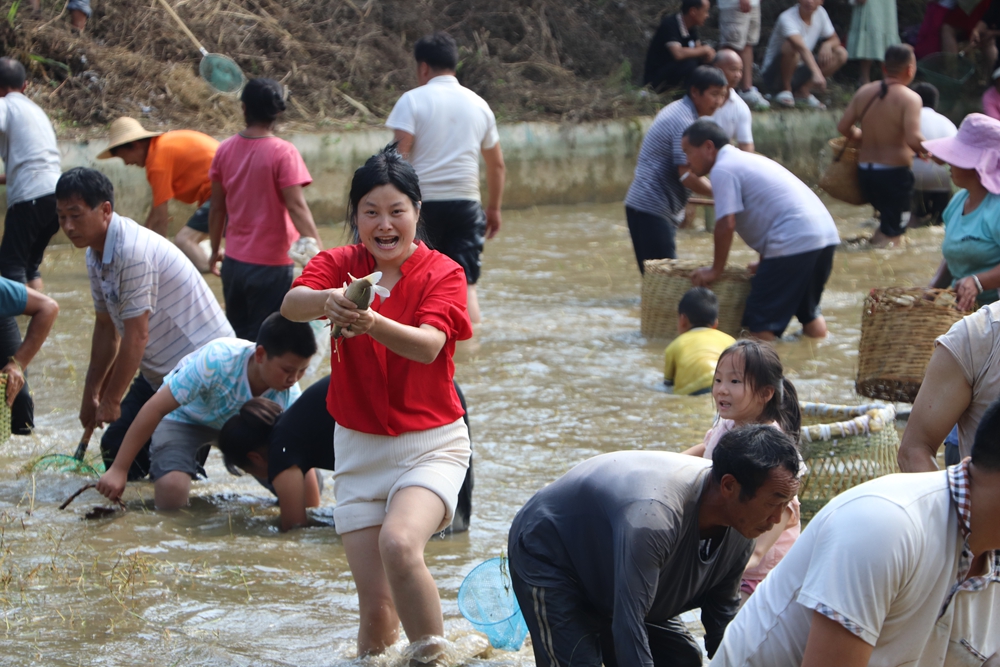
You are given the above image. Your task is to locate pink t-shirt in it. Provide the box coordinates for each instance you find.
[209,134,312,266]
[701,418,802,585]
[983,86,1000,122]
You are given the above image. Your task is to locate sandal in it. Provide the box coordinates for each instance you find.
[774,90,795,108]
[797,94,827,110]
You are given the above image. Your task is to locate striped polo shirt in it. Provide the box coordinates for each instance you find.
[624,96,699,224]
[87,213,234,387]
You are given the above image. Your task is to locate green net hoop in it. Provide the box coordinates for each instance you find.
[200,54,246,94]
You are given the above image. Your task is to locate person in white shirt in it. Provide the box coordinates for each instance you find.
[711,395,1000,667]
[717,0,770,109]
[711,49,755,152]
[912,82,957,225]
[0,57,62,290]
[685,120,840,341]
[761,0,847,109]
[386,32,506,324]
[56,167,235,481]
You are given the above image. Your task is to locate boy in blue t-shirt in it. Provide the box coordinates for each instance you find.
[663,287,736,395]
[95,313,317,510]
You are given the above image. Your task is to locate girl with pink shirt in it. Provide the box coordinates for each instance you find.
[208,78,321,341]
[683,339,802,602]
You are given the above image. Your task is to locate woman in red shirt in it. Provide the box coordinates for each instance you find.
[282,145,472,660]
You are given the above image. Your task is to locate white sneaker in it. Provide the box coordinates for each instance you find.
[738,86,770,110]
[774,90,796,108]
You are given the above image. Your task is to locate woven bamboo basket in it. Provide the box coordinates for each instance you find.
[0,373,9,445]
[819,137,866,206]
[856,287,968,403]
[640,259,752,340]
[798,402,899,523]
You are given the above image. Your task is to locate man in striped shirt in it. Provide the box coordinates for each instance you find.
[624,66,726,273]
[56,168,234,480]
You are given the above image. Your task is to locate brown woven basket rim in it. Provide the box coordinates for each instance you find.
[643,258,751,281]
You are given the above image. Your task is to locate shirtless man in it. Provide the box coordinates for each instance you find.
[837,45,925,248]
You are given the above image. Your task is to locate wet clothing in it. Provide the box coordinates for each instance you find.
[100,375,157,479]
[0,194,60,284]
[941,189,1000,305]
[710,465,1000,667]
[292,242,473,435]
[220,257,293,341]
[145,131,218,208]
[643,13,702,92]
[663,328,736,395]
[420,199,487,285]
[626,207,678,273]
[743,244,836,336]
[148,420,220,481]
[265,376,476,533]
[509,452,752,667]
[625,97,700,270]
[857,164,914,238]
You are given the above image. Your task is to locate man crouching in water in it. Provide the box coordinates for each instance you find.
[507,425,800,667]
[837,44,926,248]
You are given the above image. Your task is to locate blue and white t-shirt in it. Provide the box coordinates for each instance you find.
[162,338,301,430]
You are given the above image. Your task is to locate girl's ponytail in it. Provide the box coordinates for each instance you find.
[777,377,801,440]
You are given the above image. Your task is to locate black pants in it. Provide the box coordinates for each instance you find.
[645,58,700,93]
[509,563,702,667]
[0,316,32,434]
[220,257,293,341]
[913,190,951,225]
[0,194,60,284]
[420,200,487,285]
[625,206,678,274]
[857,166,914,238]
[100,375,157,480]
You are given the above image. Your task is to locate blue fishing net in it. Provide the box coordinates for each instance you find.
[458,556,528,651]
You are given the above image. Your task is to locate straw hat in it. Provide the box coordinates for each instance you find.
[97,117,162,160]
[923,113,1000,195]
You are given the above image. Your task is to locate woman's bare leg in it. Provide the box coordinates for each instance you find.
[379,486,448,646]
[343,526,401,656]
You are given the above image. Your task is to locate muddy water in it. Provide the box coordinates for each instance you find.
[0,196,946,665]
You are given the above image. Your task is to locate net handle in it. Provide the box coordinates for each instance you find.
[155,0,208,54]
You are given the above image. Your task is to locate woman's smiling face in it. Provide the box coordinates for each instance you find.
[356,184,419,268]
[712,351,773,426]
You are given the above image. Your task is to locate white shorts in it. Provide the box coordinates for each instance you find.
[332,417,471,535]
[719,4,761,50]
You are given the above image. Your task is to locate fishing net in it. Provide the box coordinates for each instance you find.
[199,54,245,94]
[21,454,104,476]
[458,556,528,651]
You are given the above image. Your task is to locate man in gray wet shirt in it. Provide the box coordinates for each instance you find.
[508,425,800,667]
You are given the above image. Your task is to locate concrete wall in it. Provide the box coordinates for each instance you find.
[30,109,842,239]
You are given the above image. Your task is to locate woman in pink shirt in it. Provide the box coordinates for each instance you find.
[208,78,321,341]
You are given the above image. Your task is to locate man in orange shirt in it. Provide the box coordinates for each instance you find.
[98,118,218,272]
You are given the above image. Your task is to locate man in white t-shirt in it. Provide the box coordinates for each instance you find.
[386,31,505,324]
[912,82,957,225]
[711,49,755,152]
[761,0,847,109]
[711,397,1000,667]
[684,120,840,340]
[717,0,769,109]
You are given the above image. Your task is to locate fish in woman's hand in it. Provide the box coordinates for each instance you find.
[330,271,391,340]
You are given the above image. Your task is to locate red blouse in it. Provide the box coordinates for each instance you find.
[292,242,473,435]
